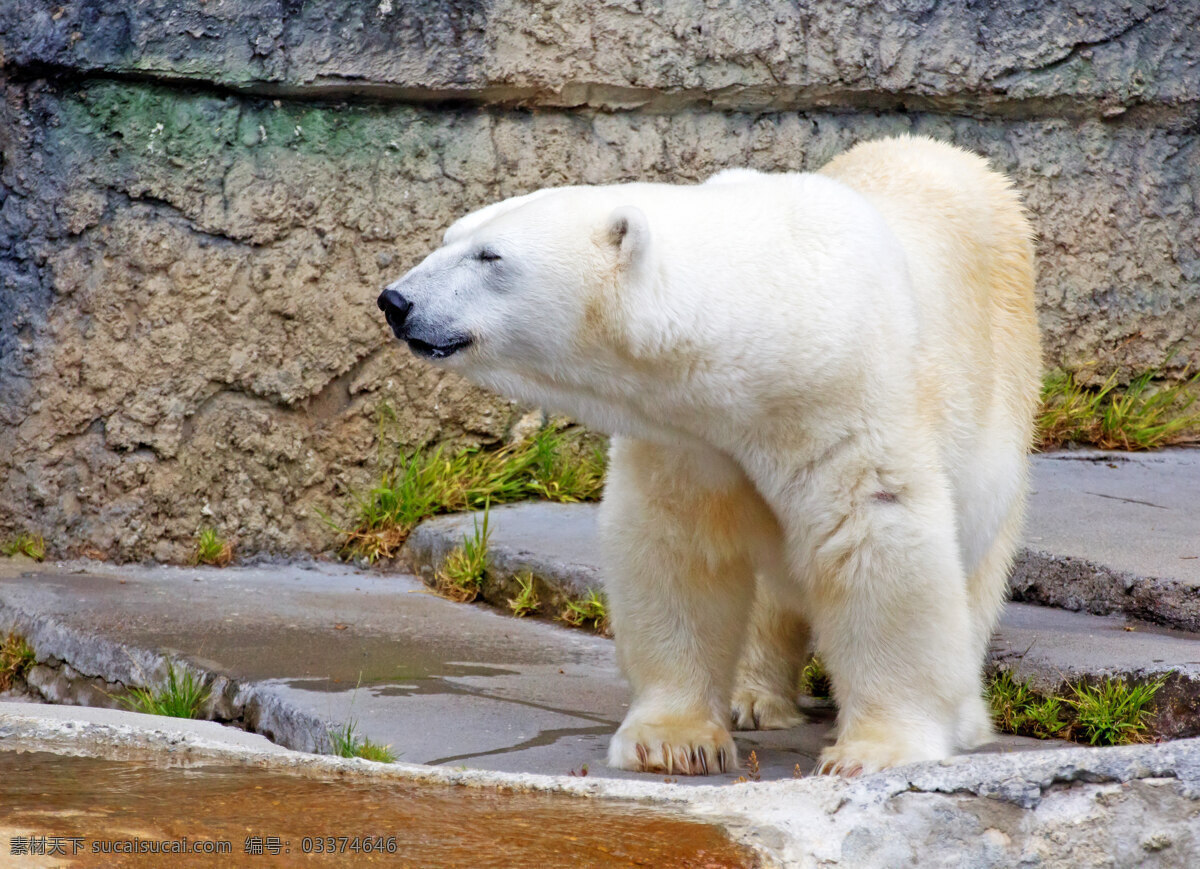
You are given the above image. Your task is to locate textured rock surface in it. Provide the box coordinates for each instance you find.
[1,1,1197,557]
[4,0,1198,109]
[738,740,1200,868]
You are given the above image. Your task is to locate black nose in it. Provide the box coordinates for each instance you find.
[377,289,412,337]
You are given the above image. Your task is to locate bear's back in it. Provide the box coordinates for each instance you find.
[820,135,1041,570]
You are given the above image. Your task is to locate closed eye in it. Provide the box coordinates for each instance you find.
[476,249,502,262]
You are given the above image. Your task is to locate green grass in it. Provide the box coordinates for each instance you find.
[1067,674,1169,746]
[558,589,609,634]
[986,669,1167,746]
[0,633,36,691]
[507,571,541,617]
[328,719,396,763]
[1,533,45,561]
[435,506,491,603]
[121,662,211,719]
[192,527,233,567]
[987,670,1066,739]
[334,425,606,561]
[1038,365,1200,451]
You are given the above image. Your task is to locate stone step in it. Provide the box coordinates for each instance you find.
[993,605,1200,740]
[1014,449,1200,632]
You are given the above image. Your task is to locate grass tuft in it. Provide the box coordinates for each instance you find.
[507,571,541,617]
[1038,365,1200,451]
[121,661,211,719]
[192,527,233,567]
[799,656,832,700]
[1067,674,1168,746]
[328,719,396,763]
[986,669,1167,746]
[334,425,606,562]
[1,533,45,562]
[987,670,1065,739]
[434,506,491,603]
[558,589,609,634]
[0,633,36,691]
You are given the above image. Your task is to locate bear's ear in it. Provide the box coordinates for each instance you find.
[604,206,649,270]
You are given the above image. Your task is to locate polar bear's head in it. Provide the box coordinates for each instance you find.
[378,187,654,397]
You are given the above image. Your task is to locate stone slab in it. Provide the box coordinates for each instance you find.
[1025,450,1200,586]
[405,502,604,615]
[0,699,289,755]
[1013,449,1200,631]
[993,603,1200,739]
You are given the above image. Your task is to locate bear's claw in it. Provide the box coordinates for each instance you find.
[608,717,737,775]
[650,743,721,775]
[815,758,863,777]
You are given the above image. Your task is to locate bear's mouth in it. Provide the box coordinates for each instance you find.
[406,336,473,359]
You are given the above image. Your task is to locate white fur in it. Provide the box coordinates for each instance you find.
[387,136,1041,776]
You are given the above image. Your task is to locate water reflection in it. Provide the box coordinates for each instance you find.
[0,750,756,867]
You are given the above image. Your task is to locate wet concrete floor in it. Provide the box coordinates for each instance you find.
[0,560,1052,784]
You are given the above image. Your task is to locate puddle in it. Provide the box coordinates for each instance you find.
[0,750,758,867]
[284,661,522,696]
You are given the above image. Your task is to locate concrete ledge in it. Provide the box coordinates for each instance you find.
[992,604,1200,740]
[0,700,290,755]
[1012,548,1200,633]
[3,705,1198,867]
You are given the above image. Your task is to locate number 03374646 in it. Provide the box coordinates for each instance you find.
[300,836,398,854]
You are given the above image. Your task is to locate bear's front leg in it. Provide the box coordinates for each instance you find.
[754,451,980,776]
[600,438,775,775]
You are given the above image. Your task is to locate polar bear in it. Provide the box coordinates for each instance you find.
[378,135,1041,776]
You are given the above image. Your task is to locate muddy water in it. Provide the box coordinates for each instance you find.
[0,751,758,868]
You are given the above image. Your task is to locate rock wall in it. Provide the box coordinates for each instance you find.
[1,1,1197,559]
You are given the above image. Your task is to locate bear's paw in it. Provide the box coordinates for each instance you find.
[607,716,737,775]
[730,687,806,731]
[816,735,946,777]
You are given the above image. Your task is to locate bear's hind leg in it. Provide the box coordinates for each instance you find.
[600,437,774,775]
[731,591,809,731]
